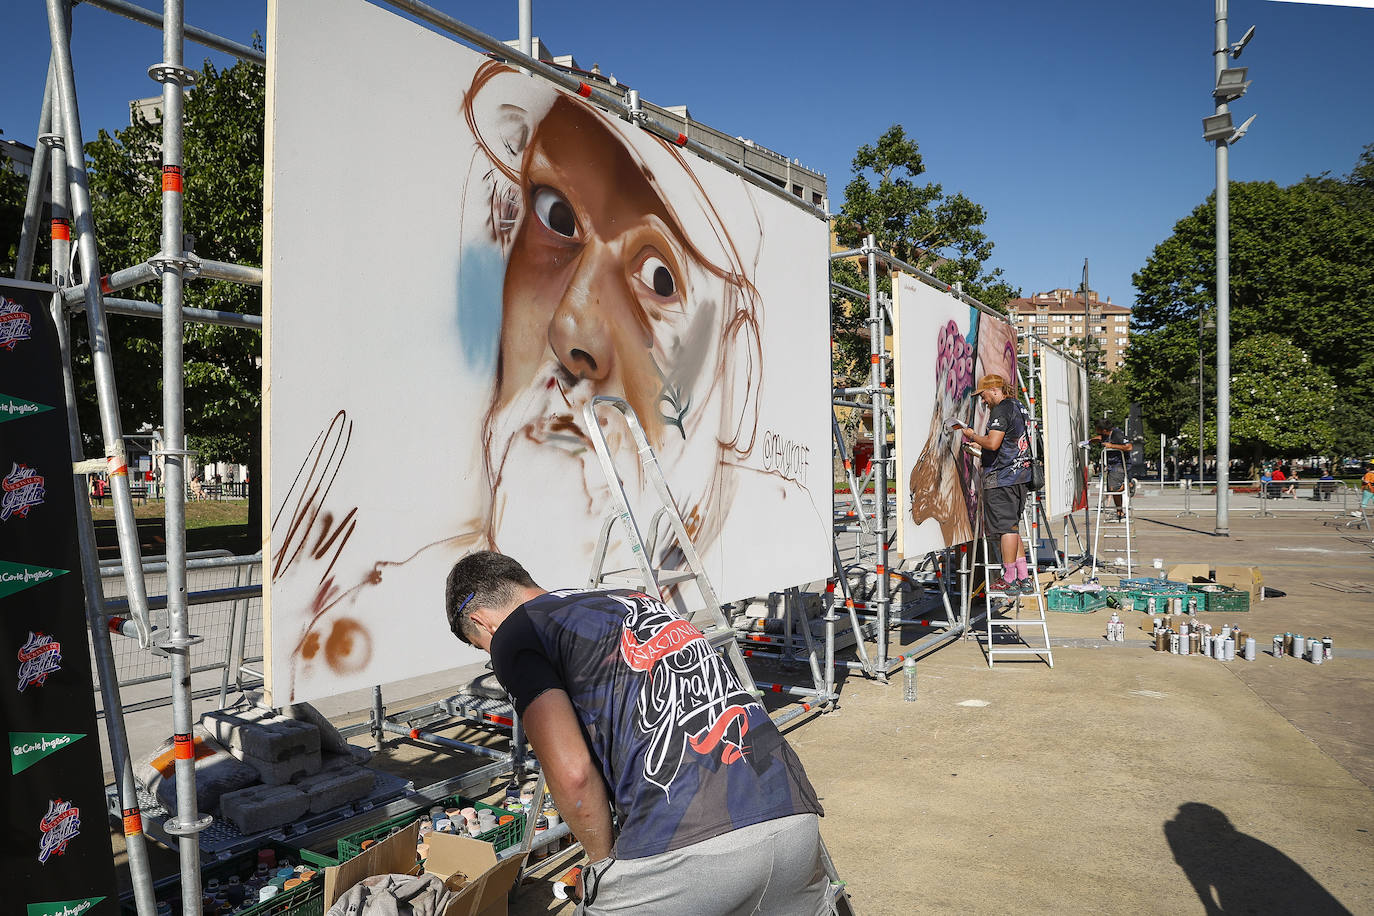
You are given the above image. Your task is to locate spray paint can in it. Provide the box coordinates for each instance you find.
[1324,637,1333,660]
[1224,637,1236,662]
[1311,640,1324,665]
[1273,635,1284,659]
[1244,637,1256,661]
[1147,595,1156,614]
[1190,632,1201,655]
[1169,632,1180,654]
[1292,633,1304,657]
[1155,631,1168,652]
[1201,632,1212,657]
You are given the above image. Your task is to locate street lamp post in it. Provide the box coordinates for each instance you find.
[1205,2,1255,535]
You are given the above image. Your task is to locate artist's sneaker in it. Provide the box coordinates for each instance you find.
[1017,578,1036,596]
[992,576,1018,596]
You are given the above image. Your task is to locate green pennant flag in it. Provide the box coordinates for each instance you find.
[0,394,54,424]
[27,900,108,916]
[0,560,68,600]
[10,731,85,774]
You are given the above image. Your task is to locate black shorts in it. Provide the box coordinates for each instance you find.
[1106,467,1126,493]
[983,483,1028,536]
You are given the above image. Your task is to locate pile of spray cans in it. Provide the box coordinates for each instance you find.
[1273,632,1334,664]
[1141,612,1333,664]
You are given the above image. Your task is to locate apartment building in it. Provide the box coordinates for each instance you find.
[1007,288,1131,374]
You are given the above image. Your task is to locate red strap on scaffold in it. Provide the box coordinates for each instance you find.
[162,165,183,193]
[51,218,70,241]
[100,275,112,294]
[409,728,421,740]
[674,133,688,147]
[107,616,127,634]
[576,82,592,98]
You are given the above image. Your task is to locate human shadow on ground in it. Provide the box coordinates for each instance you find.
[1165,802,1352,915]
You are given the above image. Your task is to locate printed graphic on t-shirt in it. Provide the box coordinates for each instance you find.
[614,592,760,798]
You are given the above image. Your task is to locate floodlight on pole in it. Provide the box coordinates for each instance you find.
[1202,112,1234,142]
[1213,67,1251,101]
[1229,114,1257,144]
[1231,25,1256,58]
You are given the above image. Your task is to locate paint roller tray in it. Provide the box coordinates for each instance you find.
[104,767,412,859]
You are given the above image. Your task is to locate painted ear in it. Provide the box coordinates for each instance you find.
[495,104,532,158]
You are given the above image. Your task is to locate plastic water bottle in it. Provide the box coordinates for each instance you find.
[903,655,917,701]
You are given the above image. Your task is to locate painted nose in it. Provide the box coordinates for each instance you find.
[548,244,621,382]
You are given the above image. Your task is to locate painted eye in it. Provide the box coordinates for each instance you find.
[531,186,577,238]
[636,256,676,298]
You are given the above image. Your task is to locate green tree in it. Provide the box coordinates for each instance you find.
[1127,145,1374,458]
[0,157,51,280]
[831,125,1017,389]
[78,55,264,518]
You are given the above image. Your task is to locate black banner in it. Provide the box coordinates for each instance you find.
[1,279,119,916]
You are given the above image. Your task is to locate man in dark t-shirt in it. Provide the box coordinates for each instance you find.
[444,551,827,915]
[1090,419,1132,519]
[952,373,1033,596]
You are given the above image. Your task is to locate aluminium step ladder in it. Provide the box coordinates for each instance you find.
[976,500,1054,668]
[1090,465,1135,579]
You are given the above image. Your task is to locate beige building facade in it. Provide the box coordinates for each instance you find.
[1007,288,1131,375]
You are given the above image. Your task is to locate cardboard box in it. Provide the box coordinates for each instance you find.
[1213,565,1263,603]
[1167,563,1212,586]
[324,821,525,916]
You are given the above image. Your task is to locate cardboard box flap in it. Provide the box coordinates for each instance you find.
[425,831,525,916]
[324,820,422,910]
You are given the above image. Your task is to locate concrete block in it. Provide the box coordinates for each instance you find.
[135,725,259,815]
[202,707,321,764]
[242,749,321,786]
[292,764,375,814]
[219,783,309,835]
[284,701,353,756]
[320,745,373,771]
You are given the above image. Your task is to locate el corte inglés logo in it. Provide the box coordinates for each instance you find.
[0,395,53,423]
[0,560,68,599]
[11,731,85,774]
[27,899,106,916]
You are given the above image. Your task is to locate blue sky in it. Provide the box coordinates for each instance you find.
[2,0,1371,307]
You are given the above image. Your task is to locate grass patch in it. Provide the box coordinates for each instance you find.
[89,499,257,557]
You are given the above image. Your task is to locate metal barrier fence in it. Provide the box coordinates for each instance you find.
[93,552,264,712]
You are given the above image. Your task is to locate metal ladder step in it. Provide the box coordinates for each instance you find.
[598,569,697,588]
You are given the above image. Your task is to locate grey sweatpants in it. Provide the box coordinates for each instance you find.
[576,813,830,916]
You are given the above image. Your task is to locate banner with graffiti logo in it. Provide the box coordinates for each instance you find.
[0,279,117,914]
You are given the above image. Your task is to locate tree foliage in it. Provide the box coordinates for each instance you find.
[78,56,264,469]
[1127,145,1374,460]
[831,125,1018,389]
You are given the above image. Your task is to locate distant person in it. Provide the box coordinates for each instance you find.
[1272,465,1290,498]
[1089,419,1131,520]
[1362,461,1374,515]
[1317,469,1335,501]
[91,475,106,507]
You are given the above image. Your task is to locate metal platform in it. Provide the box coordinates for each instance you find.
[105,767,412,861]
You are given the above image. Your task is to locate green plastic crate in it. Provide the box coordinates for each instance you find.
[1191,584,1251,613]
[336,795,523,861]
[1046,587,1108,613]
[123,841,336,916]
[1128,585,1191,614]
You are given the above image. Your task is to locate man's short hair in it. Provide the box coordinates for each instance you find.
[445,551,538,645]
[1095,419,1113,432]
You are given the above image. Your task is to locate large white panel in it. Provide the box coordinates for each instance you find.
[263,0,832,704]
[892,275,1021,557]
[1037,344,1090,520]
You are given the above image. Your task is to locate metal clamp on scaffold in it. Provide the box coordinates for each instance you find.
[147,252,197,275]
[146,62,197,86]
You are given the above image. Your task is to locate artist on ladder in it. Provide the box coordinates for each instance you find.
[1089,418,1133,520]
[952,374,1034,596]
[444,551,830,915]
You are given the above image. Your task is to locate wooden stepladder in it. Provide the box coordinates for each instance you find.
[580,395,856,915]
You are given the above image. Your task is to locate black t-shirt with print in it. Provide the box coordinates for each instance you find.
[1101,426,1127,468]
[489,588,822,859]
[980,398,1032,488]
